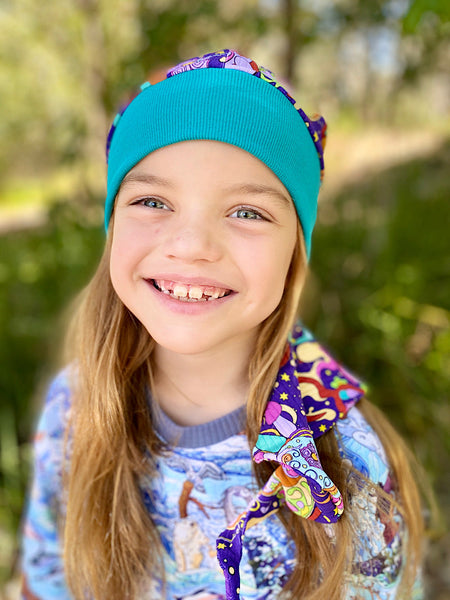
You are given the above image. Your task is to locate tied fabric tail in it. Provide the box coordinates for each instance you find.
[216,325,366,600]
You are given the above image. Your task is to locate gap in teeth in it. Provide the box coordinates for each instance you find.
[153,280,229,300]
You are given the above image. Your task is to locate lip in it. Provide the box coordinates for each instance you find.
[143,277,236,314]
[148,273,235,290]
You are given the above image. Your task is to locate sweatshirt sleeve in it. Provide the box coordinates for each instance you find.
[21,371,73,600]
[336,407,423,600]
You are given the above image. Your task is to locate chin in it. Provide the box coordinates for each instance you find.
[141,325,215,357]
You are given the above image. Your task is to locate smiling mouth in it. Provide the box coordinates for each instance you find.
[150,279,232,302]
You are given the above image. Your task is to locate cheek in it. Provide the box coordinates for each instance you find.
[270,228,298,280]
[109,227,137,288]
[270,232,298,301]
[248,233,296,299]
[109,241,126,292]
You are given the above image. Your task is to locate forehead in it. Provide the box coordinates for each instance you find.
[123,140,293,201]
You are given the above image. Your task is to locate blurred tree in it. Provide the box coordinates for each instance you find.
[0,199,104,581]
[402,0,450,80]
[126,0,268,88]
[0,0,269,204]
[1,0,448,202]
[276,0,449,121]
[0,0,140,197]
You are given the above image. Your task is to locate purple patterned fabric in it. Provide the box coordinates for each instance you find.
[216,324,366,600]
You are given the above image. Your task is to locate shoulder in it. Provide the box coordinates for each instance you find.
[335,408,420,596]
[21,369,75,600]
[35,367,74,442]
[31,367,75,486]
[335,405,390,487]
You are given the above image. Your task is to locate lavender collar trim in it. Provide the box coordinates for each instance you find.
[216,324,367,599]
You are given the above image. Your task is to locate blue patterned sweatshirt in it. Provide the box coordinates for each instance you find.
[21,369,422,600]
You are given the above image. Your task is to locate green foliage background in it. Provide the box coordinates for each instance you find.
[0,0,449,596]
[308,143,449,484]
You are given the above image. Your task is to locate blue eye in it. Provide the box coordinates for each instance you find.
[231,207,264,220]
[140,198,168,209]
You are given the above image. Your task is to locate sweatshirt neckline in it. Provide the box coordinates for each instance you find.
[152,402,247,449]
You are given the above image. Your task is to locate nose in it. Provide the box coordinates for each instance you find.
[164,214,222,263]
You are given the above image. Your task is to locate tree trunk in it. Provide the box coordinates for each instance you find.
[283,0,298,82]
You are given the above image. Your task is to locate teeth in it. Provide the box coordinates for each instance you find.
[153,279,230,301]
[188,286,203,299]
[173,284,188,298]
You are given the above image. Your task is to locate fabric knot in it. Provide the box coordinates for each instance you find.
[216,323,366,600]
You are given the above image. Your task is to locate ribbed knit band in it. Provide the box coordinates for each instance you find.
[105,67,321,257]
[152,401,246,448]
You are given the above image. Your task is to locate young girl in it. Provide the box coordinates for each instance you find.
[21,49,424,600]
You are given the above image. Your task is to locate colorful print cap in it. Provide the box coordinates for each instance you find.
[105,49,327,258]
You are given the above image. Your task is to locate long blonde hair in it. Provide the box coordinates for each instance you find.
[63,225,424,600]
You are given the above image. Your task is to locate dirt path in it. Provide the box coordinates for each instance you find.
[320,127,445,201]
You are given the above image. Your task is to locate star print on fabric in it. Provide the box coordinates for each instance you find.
[216,323,366,600]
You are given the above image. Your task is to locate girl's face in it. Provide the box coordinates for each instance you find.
[110,141,298,358]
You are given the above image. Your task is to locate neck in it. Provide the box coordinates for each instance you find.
[153,336,256,427]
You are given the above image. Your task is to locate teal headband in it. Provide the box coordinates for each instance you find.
[105,50,326,258]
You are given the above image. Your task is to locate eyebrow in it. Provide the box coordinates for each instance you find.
[120,172,175,189]
[120,174,292,207]
[224,183,292,208]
